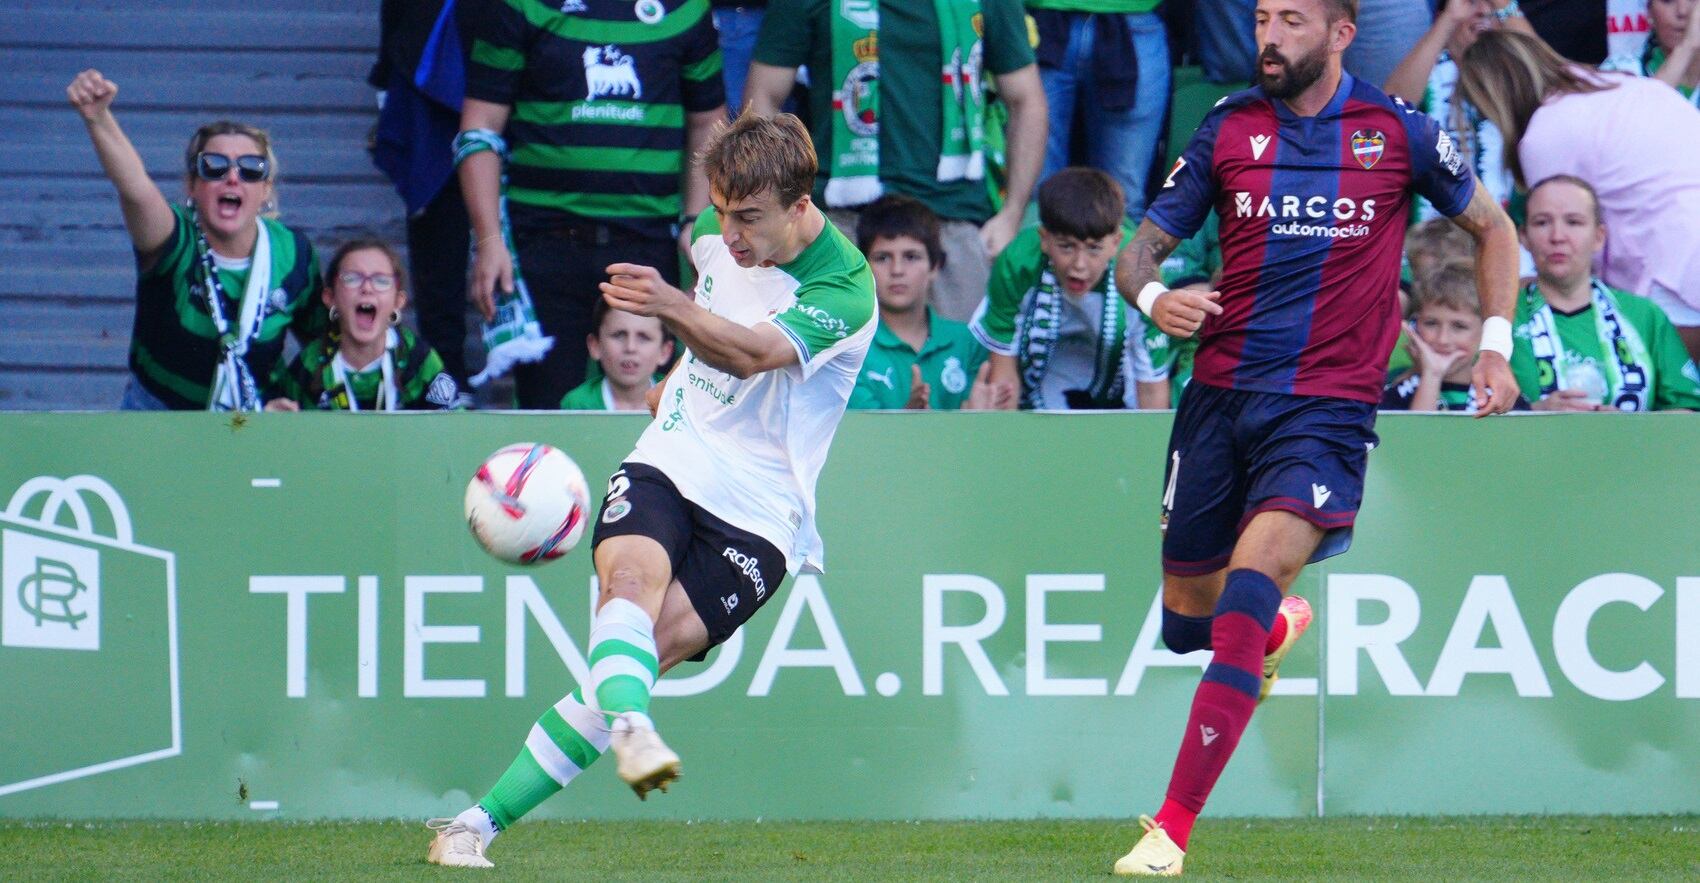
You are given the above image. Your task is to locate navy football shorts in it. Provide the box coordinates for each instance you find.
[1160,383,1379,576]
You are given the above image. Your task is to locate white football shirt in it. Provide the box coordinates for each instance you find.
[627,207,876,573]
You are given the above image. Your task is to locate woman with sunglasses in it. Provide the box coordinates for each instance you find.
[68,69,324,411]
[266,238,463,411]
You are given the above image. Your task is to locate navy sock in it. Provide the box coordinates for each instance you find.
[1161,606,1215,653]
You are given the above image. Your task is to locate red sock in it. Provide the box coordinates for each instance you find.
[1263,606,1288,656]
[1157,570,1280,853]
[1153,797,1198,851]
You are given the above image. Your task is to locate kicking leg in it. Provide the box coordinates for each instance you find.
[1118,512,1320,876]
[589,535,680,798]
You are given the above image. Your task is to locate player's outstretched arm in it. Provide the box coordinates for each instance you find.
[1449,179,1521,416]
[601,263,797,379]
[1116,219,1223,339]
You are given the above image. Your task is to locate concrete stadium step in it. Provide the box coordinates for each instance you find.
[0,47,374,82]
[0,367,128,411]
[3,105,378,153]
[0,9,377,53]
[0,325,131,371]
[2,295,135,347]
[2,71,375,114]
[0,179,407,245]
[0,0,372,11]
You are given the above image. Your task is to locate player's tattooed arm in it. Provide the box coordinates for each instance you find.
[1116,220,1223,339]
[1449,177,1522,416]
[1115,219,1182,297]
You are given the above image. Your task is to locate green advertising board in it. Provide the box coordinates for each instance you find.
[0,412,1696,821]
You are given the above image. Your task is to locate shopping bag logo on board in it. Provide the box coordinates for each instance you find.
[0,475,182,799]
[3,531,100,651]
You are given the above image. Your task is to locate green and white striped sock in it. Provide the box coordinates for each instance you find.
[587,597,659,729]
[476,688,609,832]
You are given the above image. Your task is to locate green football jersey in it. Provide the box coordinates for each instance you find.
[464,0,724,236]
[850,310,988,409]
[971,223,1168,409]
[130,204,323,409]
[276,327,461,411]
[1511,282,1700,411]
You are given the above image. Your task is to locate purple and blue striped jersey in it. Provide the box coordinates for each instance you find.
[1146,73,1475,403]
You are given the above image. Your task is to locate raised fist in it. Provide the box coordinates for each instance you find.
[67,69,119,121]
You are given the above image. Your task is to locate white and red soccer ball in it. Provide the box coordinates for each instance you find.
[464,443,592,564]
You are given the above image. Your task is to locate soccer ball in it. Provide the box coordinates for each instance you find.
[464,443,592,564]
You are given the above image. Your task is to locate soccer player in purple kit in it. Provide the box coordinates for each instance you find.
[1109,0,1520,875]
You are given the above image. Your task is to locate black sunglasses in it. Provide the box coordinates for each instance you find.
[194,152,270,183]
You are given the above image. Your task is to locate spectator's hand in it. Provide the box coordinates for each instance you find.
[470,238,512,322]
[964,360,1012,410]
[1531,388,1601,412]
[980,209,1022,258]
[1469,350,1520,417]
[264,398,299,412]
[1444,0,1485,33]
[1151,289,1224,338]
[601,263,689,318]
[1406,329,1466,380]
[1681,12,1700,50]
[67,69,118,122]
[905,364,932,410]
[646,381,664,417]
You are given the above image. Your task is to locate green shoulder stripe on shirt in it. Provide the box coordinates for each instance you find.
[776,275,876,361]
[773,220,876,360]
[692,204,721,237]
[514,100,685,128]
[471,38,526,71]
[505,0,709,44]
[511,143,684,174]
[682,48,724,82]
[507,187,679,218]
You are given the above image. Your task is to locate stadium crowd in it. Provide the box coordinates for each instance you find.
[70,0,1700,415]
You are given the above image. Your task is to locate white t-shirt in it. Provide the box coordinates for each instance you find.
[628,208,876,573]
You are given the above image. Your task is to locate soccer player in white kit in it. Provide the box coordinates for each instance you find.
[429,113,876,868]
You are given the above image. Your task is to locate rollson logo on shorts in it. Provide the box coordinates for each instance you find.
[723,546,767,600]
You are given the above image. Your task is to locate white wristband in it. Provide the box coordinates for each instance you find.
[1479,315,1513,359]
[1136,281,1166,317]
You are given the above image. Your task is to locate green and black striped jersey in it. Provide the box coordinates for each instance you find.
[274,326,462,411]
[465,0,725,237]
[129,204,324,410]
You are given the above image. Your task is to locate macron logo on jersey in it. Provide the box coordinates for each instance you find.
[1249,134,1271,160]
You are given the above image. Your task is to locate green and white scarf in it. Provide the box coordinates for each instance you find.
[194,211,272,412]
[1418,54,1510,221]
[329,328,399,412]
[453,128,555,388]
[826,0,986,208]
[1015,257,1128,409]
[1525,280,1652,411]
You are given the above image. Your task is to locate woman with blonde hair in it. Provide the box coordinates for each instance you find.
[1456,29,1700,362]
[68,69,323,410]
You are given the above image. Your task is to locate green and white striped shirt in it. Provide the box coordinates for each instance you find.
[465,0,725,237]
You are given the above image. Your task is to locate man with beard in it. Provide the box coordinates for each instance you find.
[1108,0,1521,875]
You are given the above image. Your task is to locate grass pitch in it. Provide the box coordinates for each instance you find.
[4,815,1696,880]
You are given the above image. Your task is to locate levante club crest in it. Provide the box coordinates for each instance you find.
[1351,130,1385,170]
